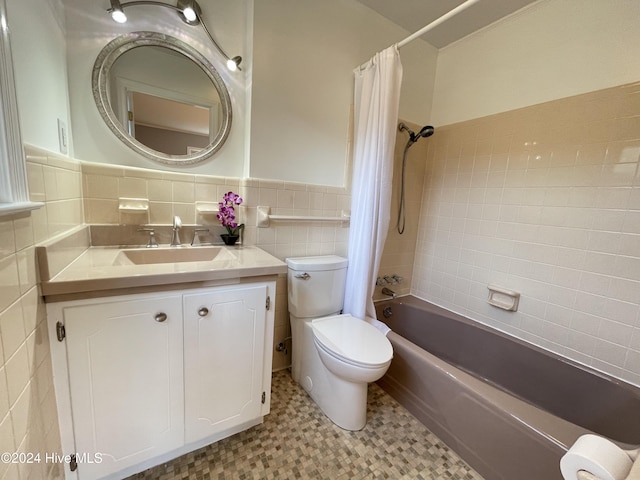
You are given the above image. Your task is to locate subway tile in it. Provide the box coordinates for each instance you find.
[148,179,173,202]
[0,414,16,478]
[0,301,25,363]
[293,190,309,210]
[0,368,8,424]
[576,143,608,165]
[598,318,634,347]
[119,176,147,198]
[20,287,41,338]
[0,256,20,313]
[12,215,34,252]
[587,231,621,255]
[172,181,195,203]
[85,174,119,199]
[9,382,31,447]
[624,349,640,376]
[600,162,637,187]
[42,166,60,201]
[30,206,49,244]
[0,220,16,259]
[171,203,195,225]
[603,298,640,327]
[258,188,278,207]
[4,344,30,407]
[84,198,119,224]
[16,248,37,295]
[26,162,46,202]
[567,330,597,357]
[606,140,640,165]
[622,210,640,234]
[593,339,627,368]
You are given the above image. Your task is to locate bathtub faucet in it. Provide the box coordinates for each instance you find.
[381,287,397,299]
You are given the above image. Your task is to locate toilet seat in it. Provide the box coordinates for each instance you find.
[311,314,393,368]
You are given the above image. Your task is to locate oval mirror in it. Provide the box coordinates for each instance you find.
[92,31,232,165]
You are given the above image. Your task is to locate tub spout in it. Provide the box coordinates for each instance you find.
[381,287,397,299]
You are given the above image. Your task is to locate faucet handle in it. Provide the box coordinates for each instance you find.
[137,227,158,248]
[173,216,182,229]
[191,227,210,246]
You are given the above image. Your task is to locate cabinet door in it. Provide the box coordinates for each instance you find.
[183,284,267,444]
[64,295,184,479]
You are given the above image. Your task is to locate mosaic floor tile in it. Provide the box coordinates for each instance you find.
[126,370,484,480]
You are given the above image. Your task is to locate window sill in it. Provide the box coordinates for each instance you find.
[0,201,44,218]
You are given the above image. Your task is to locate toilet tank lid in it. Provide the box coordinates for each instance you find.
[286,255,348,271]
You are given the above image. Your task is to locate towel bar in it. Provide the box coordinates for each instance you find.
[257,206,350,227]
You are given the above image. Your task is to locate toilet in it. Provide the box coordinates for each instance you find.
[286,255,393,431]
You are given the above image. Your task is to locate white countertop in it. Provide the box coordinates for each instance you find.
[40,245,287,299]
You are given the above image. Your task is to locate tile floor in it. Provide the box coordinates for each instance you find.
[127,370,484,479]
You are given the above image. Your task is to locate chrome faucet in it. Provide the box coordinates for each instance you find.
[170,216,182,246]
[138,227,158,248]
[381,287,397,299]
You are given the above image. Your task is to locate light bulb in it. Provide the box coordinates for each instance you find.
[182,6,197,22]
[226,58,238,71]
[226,56,242,72]
[111,9,127,23]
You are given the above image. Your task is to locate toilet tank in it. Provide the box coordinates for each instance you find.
[286,255,348,318]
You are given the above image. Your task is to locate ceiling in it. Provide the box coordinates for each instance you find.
[354,0,539,48]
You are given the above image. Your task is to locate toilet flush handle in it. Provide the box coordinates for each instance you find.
[295,272,311,280]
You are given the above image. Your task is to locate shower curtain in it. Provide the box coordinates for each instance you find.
[343,46,402,325]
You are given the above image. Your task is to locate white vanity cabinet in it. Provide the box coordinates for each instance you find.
[56,294,185,479]
[47,281,276,480]
[183,284,270,444]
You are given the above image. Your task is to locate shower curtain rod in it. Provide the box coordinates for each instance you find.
[396,0,481,49]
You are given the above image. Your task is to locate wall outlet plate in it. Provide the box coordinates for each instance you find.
[57,118,68,154]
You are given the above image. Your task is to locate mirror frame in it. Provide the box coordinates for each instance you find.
[92,31,232,166]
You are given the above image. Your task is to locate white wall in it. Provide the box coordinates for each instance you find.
[13,0,436,186]
[63,0,249,177]
[7,0,71,155]
[431,0,640,126]
[250,0,437,187]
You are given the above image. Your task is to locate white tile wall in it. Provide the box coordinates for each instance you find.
[0,144,81,480]
[413,82,640,386]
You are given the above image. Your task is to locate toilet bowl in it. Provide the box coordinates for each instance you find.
[286,255,393,431]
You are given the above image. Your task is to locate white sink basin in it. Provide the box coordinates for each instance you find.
[113,246,227,265]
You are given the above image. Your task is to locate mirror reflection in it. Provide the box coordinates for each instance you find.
[93,32,232,165]
[109,46,220,155]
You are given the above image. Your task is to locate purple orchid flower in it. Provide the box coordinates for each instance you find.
[218,192,244,236]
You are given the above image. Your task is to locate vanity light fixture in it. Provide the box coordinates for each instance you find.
[106,0,243,71]
[109,0,127,23]
[176,0,199,25]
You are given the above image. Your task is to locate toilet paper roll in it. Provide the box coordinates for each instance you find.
[561,434,633,480]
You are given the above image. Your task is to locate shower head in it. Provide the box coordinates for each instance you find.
[417,125,435,138]
[398,123,435,145]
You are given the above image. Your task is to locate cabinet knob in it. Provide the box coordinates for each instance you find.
[154,312,168,323]
[198,307,209,317]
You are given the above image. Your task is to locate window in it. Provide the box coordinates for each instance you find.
[0,1,42,217]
